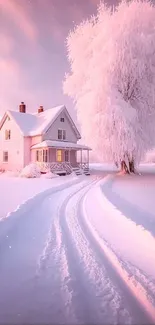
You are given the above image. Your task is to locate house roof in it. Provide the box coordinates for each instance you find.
[31,140,91,151]
[0,105,81,139]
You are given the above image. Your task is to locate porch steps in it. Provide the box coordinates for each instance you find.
[83,167,90,176]
[72,167,83,176]
[72,167,90,176]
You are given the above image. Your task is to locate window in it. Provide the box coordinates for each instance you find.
[5,130,11,140]
[58,129,62,140]
[63,130,66,140]
[3,151,8,162]
[43,149,48,162]
[65,150,69,162]
[36,150,42,162]
[58,129,66,140]
[36,150,48,162]
[60,117,64,122]
[57,150,62,162]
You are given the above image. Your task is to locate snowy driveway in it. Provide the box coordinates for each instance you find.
[0,175,154,324]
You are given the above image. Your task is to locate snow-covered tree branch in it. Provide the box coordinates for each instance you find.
[63,0,155,173]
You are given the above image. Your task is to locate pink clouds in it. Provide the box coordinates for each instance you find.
[0,0,117,118]
[0,0,38,42]
[0,33,14,55]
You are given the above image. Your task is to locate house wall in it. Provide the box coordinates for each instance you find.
[43,111,78,143]
[70,150,77,166]
[0,116,24,171]
[31,149,36,163]
[49,148,56,161]
[31,148,77,166]
[24,137,31,166]
[31,135,42,146]
[31,148,56,163]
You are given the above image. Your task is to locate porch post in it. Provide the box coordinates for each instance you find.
[80,149,82,168]
[47,148,50,162]
[87,149,89,168]
[69,149,70,163]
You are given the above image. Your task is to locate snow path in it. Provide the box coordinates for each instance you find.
[0,175,154,324]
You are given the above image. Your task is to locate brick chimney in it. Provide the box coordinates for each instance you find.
[38,105,44,113]
[19,102,26,113]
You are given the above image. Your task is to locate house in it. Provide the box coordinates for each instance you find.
[0,102,91,175]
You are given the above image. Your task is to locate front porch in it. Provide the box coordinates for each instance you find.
[31,140,91,175]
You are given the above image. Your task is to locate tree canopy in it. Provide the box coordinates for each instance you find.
[64,0,155,172]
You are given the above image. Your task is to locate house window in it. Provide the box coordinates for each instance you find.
[36,150,42,162]
[43,149,48,162]
[58,129,66,140]
[65,150,69,162]
[5,130,11,140]
[63,130,66,140]
[3,151,8,162]
[60,117,64,122]
[57,149,62,162]
[58,129,62,140]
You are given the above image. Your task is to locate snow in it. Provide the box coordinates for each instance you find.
[0,174,78,219]
[41,171,59,178]
[90,163,118,171]
[1,167,155,323]
[145,149,155,163]
[20,163,41,178]
[90,162,155,173]
[110,173,155,227]
[83,173,155,280]
[64,0,155,167]
[6,105,64,136]
[31,139,91,150]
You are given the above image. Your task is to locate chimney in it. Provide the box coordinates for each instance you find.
[38,105,44,113]
[19,102,26,113]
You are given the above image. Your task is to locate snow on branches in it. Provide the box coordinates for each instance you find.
[63,0,155,173]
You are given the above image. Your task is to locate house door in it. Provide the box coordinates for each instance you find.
[65,150,69,162]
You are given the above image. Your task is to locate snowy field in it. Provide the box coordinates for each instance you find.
[0,173,78,219]
[0,165,155,324]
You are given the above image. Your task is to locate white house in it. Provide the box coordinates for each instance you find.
[0,102,91,175]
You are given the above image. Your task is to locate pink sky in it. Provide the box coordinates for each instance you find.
[0,0,117,120]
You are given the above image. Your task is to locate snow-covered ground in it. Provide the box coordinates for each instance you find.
[0,173,78,219]
[0,166,155,324]
[90,162,155,173]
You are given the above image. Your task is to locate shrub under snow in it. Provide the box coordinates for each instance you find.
[20,163,41,178]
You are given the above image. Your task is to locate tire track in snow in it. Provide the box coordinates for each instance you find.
[36,178,90,273]
[49,178,95,324]
[58,176,154,324]
[0,178,88,325]
[57,176,133,325]
[81,193,155,324]
[34,178,93,325]
[119,260,155,308]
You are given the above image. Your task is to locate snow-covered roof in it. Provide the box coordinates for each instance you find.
[31,140,91,150]
[0,105,81,138]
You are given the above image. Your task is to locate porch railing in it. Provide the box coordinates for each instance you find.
[37,161,89,174]
[37,162,73,174]
[77,162,89,170]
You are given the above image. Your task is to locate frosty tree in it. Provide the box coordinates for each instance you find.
[63,0,155,173]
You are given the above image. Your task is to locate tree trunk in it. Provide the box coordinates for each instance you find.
[120,159,135,174]
[129,160,135,173]
[121,160,130,174]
